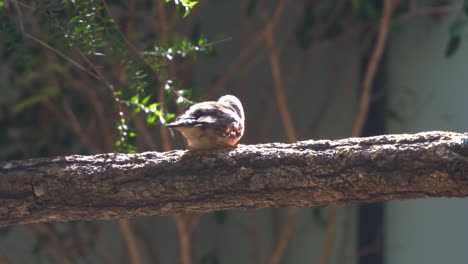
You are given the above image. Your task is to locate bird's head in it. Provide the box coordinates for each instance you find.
[218,95,245,122]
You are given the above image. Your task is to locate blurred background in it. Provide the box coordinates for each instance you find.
[1,0,468,263]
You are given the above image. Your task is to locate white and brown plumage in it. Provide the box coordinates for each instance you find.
[166,95,245,150]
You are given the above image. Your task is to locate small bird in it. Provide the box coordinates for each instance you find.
[166,95,245,150]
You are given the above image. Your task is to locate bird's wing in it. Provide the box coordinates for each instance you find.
[166,101,240,129]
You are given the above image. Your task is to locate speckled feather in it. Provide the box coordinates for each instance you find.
[166,95,245,150]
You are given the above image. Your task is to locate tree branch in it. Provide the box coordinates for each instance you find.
[0,131,467,227]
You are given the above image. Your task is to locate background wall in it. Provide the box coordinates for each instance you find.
[386,9,468,264]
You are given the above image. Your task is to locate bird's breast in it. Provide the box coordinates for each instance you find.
[175,126,240,150]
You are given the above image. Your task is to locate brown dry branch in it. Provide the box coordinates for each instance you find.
[151,2,197,264]
[0,131,466,227]
[118,219,143,264]
[173,215,191,264]
[394,1,461,24]
[263,5,297,144]
[351,0,396,137]
[78,50,146,264]
[26,224,74,264]
[268,207,298,264]
[261,2,300,262]
[205,0,288,98]
[324,2,398,262]
[317,206,339,264]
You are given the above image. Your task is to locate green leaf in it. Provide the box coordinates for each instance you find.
[446,35,461,58]
[449,19,467,37]
[130,95,139,104]
[147,115,157,125]
[12,96,47,116]
[148,103,158,112]
[132,105,141,113]
[198,38,205,46]
[165,113,176,121]
[188,1,198,8]
[141,95,151,105]
[12,86,58,116]
[127,145,136,154]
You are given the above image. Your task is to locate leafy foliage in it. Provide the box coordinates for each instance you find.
[168,0,199,17]
[445,0,468,57]
[0,0,209,156]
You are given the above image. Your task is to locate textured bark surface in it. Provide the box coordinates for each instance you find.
[0,131,467,227]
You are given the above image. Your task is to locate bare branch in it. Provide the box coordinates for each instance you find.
[118,219,143,264]
[0,131,467,227]
[352,0,396,137]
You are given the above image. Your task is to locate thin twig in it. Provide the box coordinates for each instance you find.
[26,33,101,79]
[248,211,261,264]
[394,2,460,24]
[352,0,396,137]
[105,0,192,108]
[80,49,145,263]
[118,220,143,264]
[205,0,288,98]
[26,224,74,264]
[285,24,365,92]
[16,0,35,10]
[317,206,339,264]
[337,206,353,264]
[263,2,297,143]
[0,256,11,264]
[91,223,115,264]
[174,214,193,264]
[152,3,197,264]
[357,231,383,257]
[135,224,161,264]
[13,0,24,32]
[62,99,101,153]
[268,208,298,264]
[134,113,158,150]
[13,1,101,80]
[77,52,122,105]
[156,0,170,43]
[307,55,342,135]
[56,68,114,151]
[101,0,154,70]
[260,2,299,263]
[157,83,173,151]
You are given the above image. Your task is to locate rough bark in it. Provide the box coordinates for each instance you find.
[0,131,467,227]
